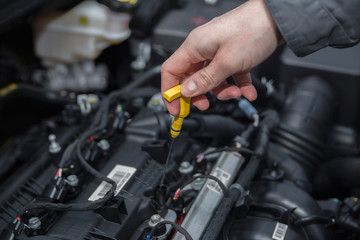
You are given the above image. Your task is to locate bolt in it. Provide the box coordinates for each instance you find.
[131,60,146,71]
[191,173,205,191]
[48,134,61,154]
[28,217,41,229]
[270,170,277,177]
[97,139,110,151]
[149,214,163,227]
[66,175,79,187]
[181,161,190,168]
[179,161,194,175]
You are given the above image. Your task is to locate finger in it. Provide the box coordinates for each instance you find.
[162,60,204,116]
[233,72,257,101]
[161,43,207,95]
[191,95,210,111]
[212,80,242,100]
[180,50,235,98]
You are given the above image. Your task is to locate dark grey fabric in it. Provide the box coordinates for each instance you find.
[265,0,360,56]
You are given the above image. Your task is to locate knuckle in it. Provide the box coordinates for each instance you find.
[216,58,236,74]
[160,64,167,75]
[198,68,216,89]
[187,27,204,44]
[161,61,169,74]
[188,28,199,39]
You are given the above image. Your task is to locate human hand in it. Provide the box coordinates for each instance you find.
[161,0,282,116]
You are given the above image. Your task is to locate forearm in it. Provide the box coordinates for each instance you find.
[265,0,360,56]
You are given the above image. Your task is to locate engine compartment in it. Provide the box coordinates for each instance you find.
[1,0,360,239]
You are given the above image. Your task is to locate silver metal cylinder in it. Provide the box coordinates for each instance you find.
[173,151,244,240]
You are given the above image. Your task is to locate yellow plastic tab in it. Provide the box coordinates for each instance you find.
[163,85,182,102]
[163,85,191,138]
[179,96,190,118]
[117,0,138,4]
[0,83,18,96]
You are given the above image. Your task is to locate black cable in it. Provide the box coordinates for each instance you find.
[20,94,120,214]
[294,215,333,226]
[204,147,259,157]
[180,174,229,198]
[336,220,360,234]
[122,65,161,91]
[58,139,78,168]
[149,220,193,240]
[19,67,163,215]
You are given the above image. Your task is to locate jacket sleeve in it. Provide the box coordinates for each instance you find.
[265,0,360,56]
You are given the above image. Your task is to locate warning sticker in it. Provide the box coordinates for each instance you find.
[88,164,136,201]
[272,222,288,240]
[206,167,231,195]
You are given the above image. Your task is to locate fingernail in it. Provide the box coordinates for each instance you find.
[182,80,197,95]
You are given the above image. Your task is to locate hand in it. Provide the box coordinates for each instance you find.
[161,0,282,116]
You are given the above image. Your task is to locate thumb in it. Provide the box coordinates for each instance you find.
[180,59,231,98]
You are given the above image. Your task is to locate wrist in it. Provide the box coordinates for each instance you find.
[251,0,284,45]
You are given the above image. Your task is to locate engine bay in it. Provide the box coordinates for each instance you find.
[1,0,360,239]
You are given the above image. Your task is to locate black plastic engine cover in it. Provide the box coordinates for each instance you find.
[44,138,163,240]
[0,108,170,239]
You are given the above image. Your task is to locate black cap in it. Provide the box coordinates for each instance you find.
[97,0,140,13]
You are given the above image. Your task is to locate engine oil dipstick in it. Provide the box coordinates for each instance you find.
[160,138,174,187]
[160,85,191,187]
[163,85,191,138]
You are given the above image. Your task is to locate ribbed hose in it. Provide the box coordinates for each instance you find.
[271,76,336,178]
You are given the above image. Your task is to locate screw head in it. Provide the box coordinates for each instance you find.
[48,134,56,141]
[28,217,41,229]
[191,173,205,191]
[149,214,163,227]
[48,134,61,153]
[180,161,190,169]
[66,174,79,187]
[97,139,110,151]
[179,161,194,174]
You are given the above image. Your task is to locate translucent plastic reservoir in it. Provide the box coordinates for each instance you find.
[34,1,131,66]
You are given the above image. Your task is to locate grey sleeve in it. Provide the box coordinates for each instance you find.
[265,0,360,56]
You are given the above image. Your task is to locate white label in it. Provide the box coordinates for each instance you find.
[272,222,288,240]
[206,167,231,195]
[88,165,136,201]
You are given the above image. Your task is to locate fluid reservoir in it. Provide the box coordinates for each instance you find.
[33,0,131,66]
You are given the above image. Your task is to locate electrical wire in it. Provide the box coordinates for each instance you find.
[58,139,78,168]
[21,88,160,214]
[18,65,163,213]
[173,188,181,200]
[178,174,229,198]
[19,90,125,214]
[15,69,163,233]
[149,220,193,240]
[296,215,360,234]
[294,215,333,226]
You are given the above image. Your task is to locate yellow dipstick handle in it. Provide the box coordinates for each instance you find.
[163,85,191,138]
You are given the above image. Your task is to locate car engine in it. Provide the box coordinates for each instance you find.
[1,0,360,240]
